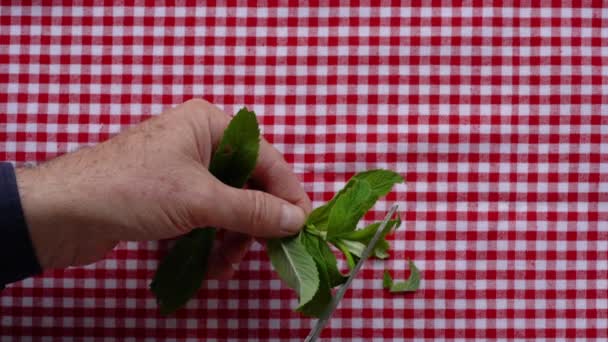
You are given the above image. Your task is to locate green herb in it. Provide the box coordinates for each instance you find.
[383,269,393,289]
[382,260,421,293]
[333,239,357,270]
[338,218,401,243]
[266,235,319,308]
[149,228,215,315]
[272,167,421,318]
[295,232,338,317]
[208,107,261,188]
[339,218,402,260]
[373,239,390,259]
[300,232,347,287]
[307,169,403,233]
[326,179,373,240]
[150,107,260,315]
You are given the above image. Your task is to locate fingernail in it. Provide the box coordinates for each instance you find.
[280,204,306,234]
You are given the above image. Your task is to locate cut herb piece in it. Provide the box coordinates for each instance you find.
[382,260,421,293]
[150,107,260,315]
[382,269,393,289]
[373,239,390,259]
[267,235,320,308]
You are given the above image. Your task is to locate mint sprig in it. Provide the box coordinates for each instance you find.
[269,169,419,317]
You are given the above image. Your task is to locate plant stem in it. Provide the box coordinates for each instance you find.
[304,224,327,239]
[333,240,356,270]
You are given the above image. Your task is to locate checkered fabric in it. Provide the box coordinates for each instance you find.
[1,2,607,341]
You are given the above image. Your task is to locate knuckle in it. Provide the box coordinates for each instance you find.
[246,191,271,235]
[260,153,283,175]
[183,98,224,120]
[169,211,194,235]
[206,105,231,126]
[183,100,231,141]
[180,98,212,120]
[183,98,211,110]
[167,196,199,234]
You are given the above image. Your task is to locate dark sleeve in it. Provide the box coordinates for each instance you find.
[0,162,42,290]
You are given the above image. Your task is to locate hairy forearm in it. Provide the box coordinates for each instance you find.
[15,156,119,270]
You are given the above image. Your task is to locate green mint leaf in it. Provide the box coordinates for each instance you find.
[209,107,261,188]
[150,228,216,315]
[267,235,320,308]
[318,239,347,287]
[326,179,373,240]
[296,232,336,318]
[306,169,403,231]
[295,259,333,318]
[352,169,404,197]
[334,222,381,242]
[334,218,401,242]
[383,270,393,289]
[300,231,346,288]
[150,108,260,315]
[384,260,421,293]
[336,216,401,260]
[325,170,404,240]
[306,204,332,231]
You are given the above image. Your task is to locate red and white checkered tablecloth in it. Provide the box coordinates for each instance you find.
[1,2,607,341]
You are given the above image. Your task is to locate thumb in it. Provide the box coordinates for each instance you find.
[203,183,307,238]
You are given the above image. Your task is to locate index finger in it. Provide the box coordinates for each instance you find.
[250,139,313,214]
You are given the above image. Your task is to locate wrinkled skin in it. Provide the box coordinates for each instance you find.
[16,99,312,280]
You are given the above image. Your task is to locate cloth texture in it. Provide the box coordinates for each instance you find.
[1,2,607,341]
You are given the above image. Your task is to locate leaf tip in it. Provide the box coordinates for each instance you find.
[382,270,393,289]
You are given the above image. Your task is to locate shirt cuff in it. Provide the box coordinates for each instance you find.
[0,162,42,289]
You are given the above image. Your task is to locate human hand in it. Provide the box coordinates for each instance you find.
[15,99,312,279]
